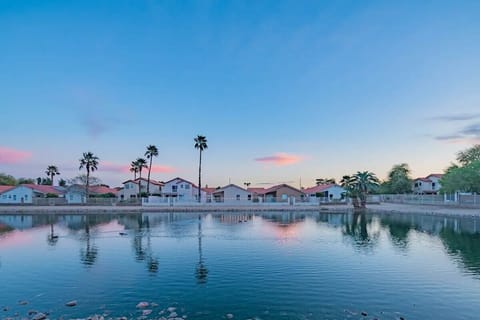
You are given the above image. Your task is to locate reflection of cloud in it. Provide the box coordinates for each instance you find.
[0,229,33,249]
[102,161,175,174]
[429,113,480,121]
[255,153,304,166]
[0,146,32,164]
[434,122,480,144]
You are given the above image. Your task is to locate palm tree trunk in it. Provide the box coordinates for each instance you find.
[147,158,152,196]
[198,150,202,203]
[85,168,90,203]
[50,173,54,186]
[138,171,142,198]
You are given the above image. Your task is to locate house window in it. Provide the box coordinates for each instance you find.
[70,195,73,200]
[248,195,252,200]
[13,195,16,201]
[180,184,184,189]
[236,195,240,200]
[172,186,177,192]
[185,184,190,190]
[281,194,288,200]
[25,195,28,200]
[432,182,436,189]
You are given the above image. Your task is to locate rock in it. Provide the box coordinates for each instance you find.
[3,307,9,311]
[400,317,405,320]
[32,312,47,320]
[66,301,77,307]
[167,307,176,313]
[136,302,149,309]
[119,232,127,236]
[226,314,234,319]
[118,317,128,320]
[142,310,152,316]
[361,312,368,316]
[28,310,38,316]
[19,301,29,305]
[168,312,178,318]
[151,303,158,308]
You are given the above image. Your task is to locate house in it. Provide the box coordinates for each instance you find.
[211,184,252,203]
[302,184,346,202]
[118,178,164,200]
[66,184,119,204]
[0,184,64,204]
[260,184,305,203]
[162,177,205,202]
[413,174,443,194]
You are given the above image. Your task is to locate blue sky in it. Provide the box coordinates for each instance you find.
[1,0,480,187]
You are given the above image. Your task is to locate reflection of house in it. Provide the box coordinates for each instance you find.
[413,174,443,194]
[118,178,164,200]
[211,184,252,203]
[0,184,64,204]
[66,185,119,204]
[258,184,305,203]
[162,177,205,202]
[302,184,346,202]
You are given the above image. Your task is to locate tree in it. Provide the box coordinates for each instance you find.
[351,171,380,208]
[144,145,159,196]
[58,178,67,187]
[341,175,360,208]
[36,177,52,185]
[17,177,35,185]
[45,165,60,186]
[133,158,148,197]
[457,145,480,166]
[440,160,480,194]
[0,173,16,185]
[383,163,412,194]
[79,152,99,201]
[315,178,336,185]
[194,135,208,203]
[130,161,139,180]
[68,174,101,186]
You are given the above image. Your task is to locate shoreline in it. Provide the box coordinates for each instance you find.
[0,203,479,217]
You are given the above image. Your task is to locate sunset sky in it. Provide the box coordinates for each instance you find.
[1,0,480,188]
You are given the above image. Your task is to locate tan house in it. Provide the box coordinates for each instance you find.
[261,184,305,203]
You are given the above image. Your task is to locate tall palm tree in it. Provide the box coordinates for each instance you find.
[351,171,380,208]
[79,152,99,201]
[340,175,360,208]
[130,161,139,180]
[194,135,208,203]
[45,165,60,186]
[144,145,159,196]
[135,158,148,197]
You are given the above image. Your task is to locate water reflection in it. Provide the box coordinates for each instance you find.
[195,215,208,284]
[1,211,480,277]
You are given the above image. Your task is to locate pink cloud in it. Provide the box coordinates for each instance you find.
[0,146,32,164]
[254,153,304,166]
[101,161,175,174]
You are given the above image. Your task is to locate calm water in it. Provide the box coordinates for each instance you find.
[1,211,480,320]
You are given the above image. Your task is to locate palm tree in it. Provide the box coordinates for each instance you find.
[130,161,139,180]
[351,171,380,208]
[79,152,99,201]
[340,175,360,208]
[144,145,159,196]
[135,158,148,197]
[194,135,208,203]
[45,165,60,186]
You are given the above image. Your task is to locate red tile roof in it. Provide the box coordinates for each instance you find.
[247,187,266,194]
[202,187,217,194]
[427,174,443,179]
[89,185,118,195]
[21,184,63,195]
[302,184,341,194]
[263,184,304,194]
[0,185,15,194]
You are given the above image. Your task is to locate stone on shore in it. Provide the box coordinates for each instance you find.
[136,302,149,309]
[66,300,77,307]
[32,312,47,320]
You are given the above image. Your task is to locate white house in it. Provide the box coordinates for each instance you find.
[162,177,205,202]
[66,184,119,204]
[212,184,252,203]
[0,184,64,204]
[413,174,443,194]
[302,184,346,203]
[118,178,163,200]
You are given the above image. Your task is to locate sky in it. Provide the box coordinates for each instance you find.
[1,0,480,188]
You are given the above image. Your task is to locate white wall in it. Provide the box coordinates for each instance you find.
[163,179,202,202]
[66,191,84,204]
[0,186,34,204]
[213,186,251,203]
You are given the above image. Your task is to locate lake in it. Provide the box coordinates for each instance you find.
[1,211,480,320]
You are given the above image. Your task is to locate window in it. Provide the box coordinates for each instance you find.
[172,186,178,192]
[248,195,252,201]
[281,194,288,200]
[70,195,73,200]
[125,184,129,189]
[13,195,16,200]
[185,184,190,190]
[25,195,28,200]
[180,184,184,189]
[236,195,240,200]
[432,182,436,189]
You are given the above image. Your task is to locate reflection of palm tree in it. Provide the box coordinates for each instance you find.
[133,215,146,261]
[380,217,411,249]
[47,223,59,246]
[80,216,98,266]
[195,215,208,283]
[342,213,379,251]
[440,229,480,276]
